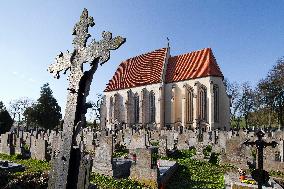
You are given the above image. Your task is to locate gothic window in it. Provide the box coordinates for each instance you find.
[149,91,156,123]
[198,86,207,121]
[186,88,194,123]
[109,96,113,122]
[134,93,139,124]
[213,85,219,122]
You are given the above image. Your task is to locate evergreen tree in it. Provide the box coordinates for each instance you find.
[0,101,13,134]
[24,83,62,130]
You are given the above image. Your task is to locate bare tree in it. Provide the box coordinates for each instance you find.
[86,94,103,129]
[224,78,241,127]
[9,97,34,123]
[237,82,256,128]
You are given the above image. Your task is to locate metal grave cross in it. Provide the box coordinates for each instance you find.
[47,8,125,189]
[243,130,278,189]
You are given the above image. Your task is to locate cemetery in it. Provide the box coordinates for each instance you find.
[0,2,284,189]
[0,125,284,188]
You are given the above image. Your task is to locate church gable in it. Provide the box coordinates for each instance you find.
[166,48,223,83]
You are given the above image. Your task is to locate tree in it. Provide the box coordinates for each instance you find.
[258,57,284,129]
[224,78,241,127]
[0,101,13,134]
[86,94,103,130]
[24,83,62,130]
[237,82,256,128]
[9,97,34,123]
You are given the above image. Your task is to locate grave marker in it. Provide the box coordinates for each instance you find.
[47,8,125,189]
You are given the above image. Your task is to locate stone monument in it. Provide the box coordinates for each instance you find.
[47,8,125,189]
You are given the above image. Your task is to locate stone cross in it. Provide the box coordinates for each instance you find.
[47,8,125,189]
[243,130,278,189]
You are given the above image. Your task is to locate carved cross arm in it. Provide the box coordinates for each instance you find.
[48,51,73,79]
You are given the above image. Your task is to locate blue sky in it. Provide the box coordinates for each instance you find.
[0,1,283,116]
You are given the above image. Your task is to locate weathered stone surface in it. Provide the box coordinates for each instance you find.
[130,148,158,188]
[0,133,15,155]
[47,8,125,189]
[30,136,48,160]
[92,136,113,176]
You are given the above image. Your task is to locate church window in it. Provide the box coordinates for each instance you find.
[149,91,156,123]
[134,93,139,124]
[109,96,113,122]
[186,88,194,123]
[213,85,219,122]
[198,86,207,121]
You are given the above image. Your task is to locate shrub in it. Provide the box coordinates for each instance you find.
[209,152,220,165]
[203,145,212,158]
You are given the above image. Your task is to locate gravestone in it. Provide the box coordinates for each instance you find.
[158,135,167,157]
[30,136,48,160]
[92,136,113,176]
[0,133,15,155]
[130,148,159,188]
[128,131,147,149]
[47,8,125,189]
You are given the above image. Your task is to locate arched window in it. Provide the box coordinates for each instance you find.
[186,88,194,123]
[149,91,156,123]
[198,86,207,121]
[213,85,219,122]
[134,93,139,124]
[109,96,113,122]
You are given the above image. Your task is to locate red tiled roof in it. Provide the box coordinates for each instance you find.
[104,48,167,92]
[104,47,223,92]
[165,48,223,83]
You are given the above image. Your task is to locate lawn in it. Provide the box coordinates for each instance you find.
[0,153,50,189]
[166,158,230,189]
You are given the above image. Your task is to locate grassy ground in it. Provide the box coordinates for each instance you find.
[0,151,235,189]
[0,153,50,189]
[166,158,233,189]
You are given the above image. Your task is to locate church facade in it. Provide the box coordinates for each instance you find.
[100,47,230,131]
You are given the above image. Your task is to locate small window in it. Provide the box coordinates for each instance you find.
[198,86,207,121]
[186,88,194,123]
[213,85,219,122]
[134,93,139,124]
[149,91,156,123]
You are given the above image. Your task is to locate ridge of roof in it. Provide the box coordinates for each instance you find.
[104,47,224,92]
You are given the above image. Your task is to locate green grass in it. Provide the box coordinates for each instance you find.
[167,159,229,189]
[162,149,234,189]
[0,153,50,175]
[0,153,50,189]
[90,173,151,189]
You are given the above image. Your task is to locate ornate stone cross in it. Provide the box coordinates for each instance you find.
[47,8,125,189]
[243,130,278,189]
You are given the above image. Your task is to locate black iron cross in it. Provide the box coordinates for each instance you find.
[243,130,278,189]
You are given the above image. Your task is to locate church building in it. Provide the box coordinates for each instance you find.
[100,47,230,131]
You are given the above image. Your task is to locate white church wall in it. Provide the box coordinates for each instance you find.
[103,77,230,130]
[164,76,230,130]
[104,83,162,130]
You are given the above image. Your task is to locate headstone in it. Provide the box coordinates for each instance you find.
[92,136,113,176]
[130,148,158,188]
[158,136,167,157]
